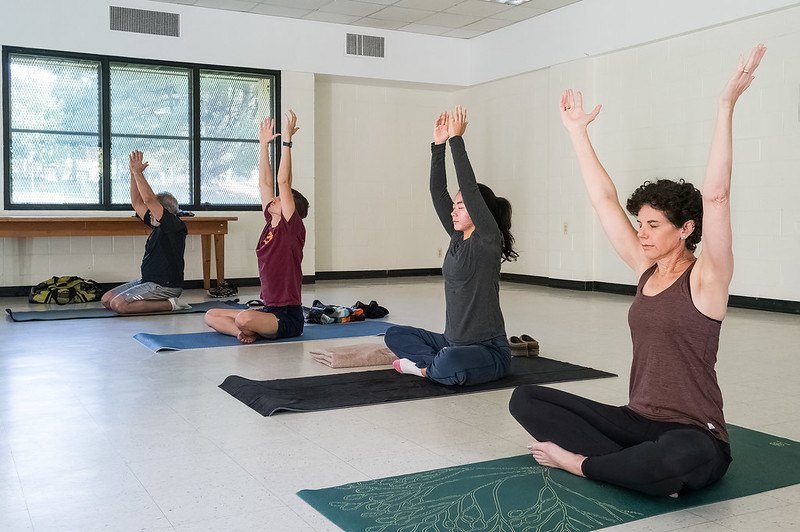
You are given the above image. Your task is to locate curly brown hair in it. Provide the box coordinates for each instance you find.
[625,179,702,251]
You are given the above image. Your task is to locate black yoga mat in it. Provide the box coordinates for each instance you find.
[6,299,245,321]
[219,356,616,416]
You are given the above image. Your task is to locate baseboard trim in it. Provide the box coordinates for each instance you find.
[315,268,442,280]
[3,271,797,314]
[501,273,799,314]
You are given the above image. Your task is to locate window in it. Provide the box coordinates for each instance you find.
[2,47,279,210]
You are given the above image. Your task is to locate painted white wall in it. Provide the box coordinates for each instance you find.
[314,6,800,302]
[0,0,469,86]
[2,0,800,302]
[470,0,800,85]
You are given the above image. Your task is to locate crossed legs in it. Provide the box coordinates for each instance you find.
[509,385,731,496]
[204,308,279,343]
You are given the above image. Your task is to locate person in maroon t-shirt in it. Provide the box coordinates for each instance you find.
[204,111,308,343]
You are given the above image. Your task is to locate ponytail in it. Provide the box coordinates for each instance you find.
[478,183,518,263]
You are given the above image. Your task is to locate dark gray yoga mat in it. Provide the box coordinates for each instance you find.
[219,356,617,416]
[6,299,245,321]
[298,425,800,532]
[135,320,397,352]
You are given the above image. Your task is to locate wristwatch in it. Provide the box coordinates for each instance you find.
[282,141,292,148]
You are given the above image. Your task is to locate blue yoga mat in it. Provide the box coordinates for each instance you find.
[5,299,246,322]
[134,320,397,352]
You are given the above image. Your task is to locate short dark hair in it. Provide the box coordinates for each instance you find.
[292,188,309,219]
[626,179,702,251]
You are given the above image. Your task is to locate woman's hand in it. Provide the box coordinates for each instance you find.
[447,105,468,138]
[559,89,601,133]
[258,118,279,145]
[719,44,767,109]
[282,109,299,142]
[433,112,449,144]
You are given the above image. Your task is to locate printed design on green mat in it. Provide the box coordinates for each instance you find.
[299,428,800,532]
[327,463,642,532]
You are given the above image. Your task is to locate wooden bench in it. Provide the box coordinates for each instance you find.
[0,216,238,291]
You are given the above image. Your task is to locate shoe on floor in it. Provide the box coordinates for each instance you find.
[208,281,238,298]
[509,336,529,356]
[520,334,540,356]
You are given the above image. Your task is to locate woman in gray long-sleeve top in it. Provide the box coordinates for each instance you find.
[384,106,518,386]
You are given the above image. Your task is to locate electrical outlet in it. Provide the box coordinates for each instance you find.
[437,248,443,258]
[563,222,569,235]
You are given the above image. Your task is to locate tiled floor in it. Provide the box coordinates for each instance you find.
[1,277,799,531]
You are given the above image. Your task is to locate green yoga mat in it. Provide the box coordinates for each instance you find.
[298,425,800,531]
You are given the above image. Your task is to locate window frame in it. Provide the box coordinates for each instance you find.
[2,45,281,211]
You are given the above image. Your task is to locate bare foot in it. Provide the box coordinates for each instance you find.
[237,331,258,344]
[529,441,586,477]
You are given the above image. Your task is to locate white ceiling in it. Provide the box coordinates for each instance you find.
[149,0,581,39]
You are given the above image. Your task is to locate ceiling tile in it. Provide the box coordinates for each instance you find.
[393,0,463,10]
[443,27,485,39]
[523,0,580,10]
[317,0,386,17]
[304,10,361,23]
[193,0,258,11]
[415,12,481,29]
[368,6,434,23]
[462,16,514,32]
[141,0,570,38]
[396,23,452,36]
[352,17,407,30]
[151,0,197,5]
[248,4,313,17]
[259,0,330,8]
[489,6,547,21]
[446,0,512,18]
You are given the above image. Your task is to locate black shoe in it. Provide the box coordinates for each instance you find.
[208,281,238,298]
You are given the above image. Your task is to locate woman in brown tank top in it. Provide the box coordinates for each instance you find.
[509,44,767,497]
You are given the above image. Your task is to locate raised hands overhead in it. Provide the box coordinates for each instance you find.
[559,89,602,133]
[447,105,468,138]
[433,112,449,145]
[720,43,767,108]
[258,118,278,211]
[259,117,280,146]
[282,109,299,142]
[129,150,161,220]
[129,150,149,175]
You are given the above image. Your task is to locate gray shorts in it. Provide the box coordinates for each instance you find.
[107,280,182,302]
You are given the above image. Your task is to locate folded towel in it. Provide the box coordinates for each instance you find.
[310,343,398,369]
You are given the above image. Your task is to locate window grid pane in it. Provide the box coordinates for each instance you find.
[10,132,101,204]
[4,49,279,209]
[110,138,192,205]
[200,71,274,206]
[109,63,192,205]
[8,54,101,204]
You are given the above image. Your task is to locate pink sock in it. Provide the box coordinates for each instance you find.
[393,358,424,377]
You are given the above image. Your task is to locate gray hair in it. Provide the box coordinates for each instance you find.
[156,192,179,214]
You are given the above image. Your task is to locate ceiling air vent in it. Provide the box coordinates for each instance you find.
[110,6,180,37]
[346,33,385,58]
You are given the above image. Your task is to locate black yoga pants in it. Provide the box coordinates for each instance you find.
[508,385,732,496]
